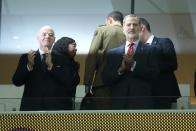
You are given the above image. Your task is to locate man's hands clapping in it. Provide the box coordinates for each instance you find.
[118,53,134,74]
[27,50,36,71]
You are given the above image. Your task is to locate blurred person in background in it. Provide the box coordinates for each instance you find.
[83,11,126,109]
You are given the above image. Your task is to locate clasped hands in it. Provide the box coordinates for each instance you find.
[118,53,134,75]
[27,47,53,71]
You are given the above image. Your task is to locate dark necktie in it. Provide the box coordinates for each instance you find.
[127,43,134,55]
[42,54,46,62]
[41,54,46,71]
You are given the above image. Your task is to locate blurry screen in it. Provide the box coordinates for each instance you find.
[1,0,196,54]
[0,0,113,54]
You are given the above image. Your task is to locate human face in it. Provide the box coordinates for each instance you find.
[37,25,55,51]
[123,16,140,41]
[68,42,77,57]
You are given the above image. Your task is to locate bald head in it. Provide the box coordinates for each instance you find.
[37,25,55,51]
[38,25,54,34]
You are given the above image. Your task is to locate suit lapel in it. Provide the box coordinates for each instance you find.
[118,44,126,54]
[152,37,158,45]
[135,42,143,54]
[35,50,41,63]
[112,44,125,65]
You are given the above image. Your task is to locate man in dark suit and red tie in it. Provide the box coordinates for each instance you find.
[139,17,181,109]
[102,14,159,109]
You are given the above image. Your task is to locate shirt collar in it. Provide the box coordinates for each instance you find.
[39,48,45,55]
[39,47,52,56]
[146,35,154,45]
[126,39,139,47]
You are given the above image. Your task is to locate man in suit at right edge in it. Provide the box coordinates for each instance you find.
[139,17,181,109]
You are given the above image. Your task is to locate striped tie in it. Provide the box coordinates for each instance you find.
[127,43,134,55]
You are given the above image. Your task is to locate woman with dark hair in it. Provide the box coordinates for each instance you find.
[51,37,80,110]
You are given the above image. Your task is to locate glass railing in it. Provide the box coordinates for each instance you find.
[0,96,195,112]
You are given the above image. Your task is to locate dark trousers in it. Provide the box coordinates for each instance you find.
[153,97,172,109]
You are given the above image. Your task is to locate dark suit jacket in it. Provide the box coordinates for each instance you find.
[12,50,80,111]
[151,37,181,103]
[102,42,159,109]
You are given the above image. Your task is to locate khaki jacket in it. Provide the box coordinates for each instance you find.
[84,25,126,87]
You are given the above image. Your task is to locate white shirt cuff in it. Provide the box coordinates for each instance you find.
[131,61,136,71]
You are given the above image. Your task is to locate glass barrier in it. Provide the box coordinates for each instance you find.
[0,96,194,112]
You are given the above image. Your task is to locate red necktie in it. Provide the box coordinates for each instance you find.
[127,43,134,55]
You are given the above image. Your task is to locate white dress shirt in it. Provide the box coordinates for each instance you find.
[146,35,154,45]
